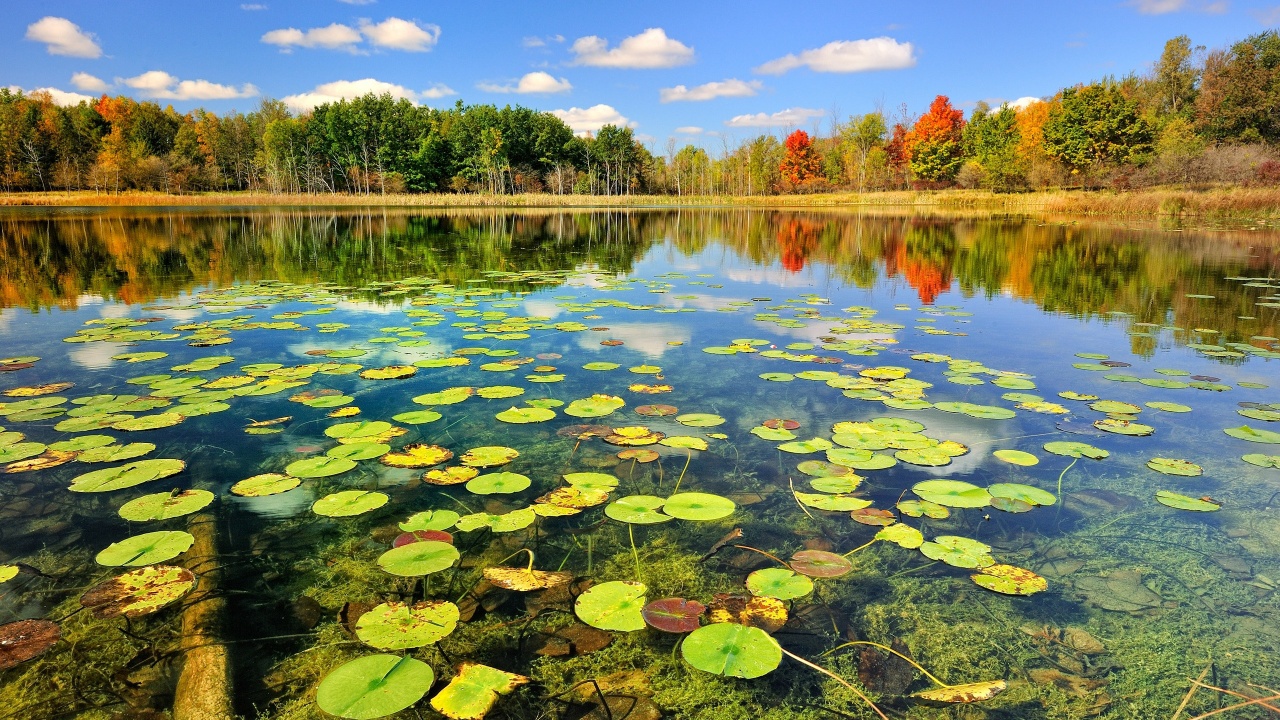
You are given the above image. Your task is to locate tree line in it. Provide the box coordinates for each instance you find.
[2,31,1279,196]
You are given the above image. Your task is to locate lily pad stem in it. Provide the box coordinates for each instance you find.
[1055,457,1078,520]
[842,538,879,557]
[730,544,788,568]
[779,647,888,720]
[827,640,946,687]
[672,449,692,494]
[629,524,641,582]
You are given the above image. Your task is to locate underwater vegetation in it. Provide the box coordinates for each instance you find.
[0,212,1276,720]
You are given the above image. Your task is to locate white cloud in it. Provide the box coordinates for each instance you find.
[550,104,632,135]
[122,71,258,101]
[281,78,453,111]
[660,78,761,103]
[1251,4,1280,23]
[241,3,268,9]
[71,72,109,93]
[1127,0,1187,12]
[1007,96,1041,111]
[755,37,916,75]
[25,17,102,59]
[522,34,564,48]
[358,18,440,52]
[570,28,694,68]
[262,23,362,52]
[478,71,572,94]
[725,107,825,128]
[674,126,704,134]
[6,86,95,106]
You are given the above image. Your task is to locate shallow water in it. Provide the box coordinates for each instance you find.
[0,208,1277,720]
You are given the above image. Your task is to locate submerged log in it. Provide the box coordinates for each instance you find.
[173,512,233,720]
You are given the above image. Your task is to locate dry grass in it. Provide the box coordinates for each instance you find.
[3,187,1280,217]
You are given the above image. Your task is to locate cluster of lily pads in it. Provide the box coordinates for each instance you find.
[0,266,1276,719]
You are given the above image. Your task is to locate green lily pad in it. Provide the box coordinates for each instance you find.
[325,421,392,440]
[912,480,991,508]
[477,385,524,400]
[993,450,1038,466]
[1043,441,1109,460]
[119,489,215,521]
[230,473,299,497]
[663,493,736,521]
[660,436,708,450]
[895,448,953,467]
[582,362,620,371]
[377,540,461,576]
[759,372,795,382]
[454,508,537,533]
[392,410,443,425]
[69,459,185,493]
[79,565,195,619]
[48,434,115,452]
[809,475,863,493]
[466,471,531,495]
[399,510,461,532]
[315,654,434,720]
[751,426,796,441]
[563,472,620,491]
[326,443,390,462]
[897,499,949,519]
[0,442,46,463]
[682,623,781,679]
[77,442,156,463]
[1094,419,1154,436]
[971,564,1048,596]
[1155,490,1221,512]
[1147,457,1203,476]
[745,568,813,600]
[495,407,555,424]
[95,530,195,567]
[1090,400,1141,414]
[429,663,529,720]
[876,523,924,549]
[112,413,184,431]
[564,394,625,418]
[575,580,647,631]
[605,495,673,524]
[988,483,1056,506]
[460,445,519,468]
[919,536,995,568]
[286,456,357,479]
[1242,453,1280,468]
[778,438,834,454]
[794,492,872,511]
[676,413,725,427]
[1224,425,1280,443]
[313,490,388,517]
[355,601,459,650]
[1146,401,1191,413]
[413,388,473,406]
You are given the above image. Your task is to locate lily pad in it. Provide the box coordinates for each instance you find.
[466,471,531,495]
[119,489,215,521]
[1094,419,1154,436]
[355,601,460,649]
[1043,441,1109,460]
[429,663,529,720]
[460,445,519,468]
[231,473,300,497]
[286,456,357,479]
[313,490,388,517]
[95,530,195,567]
[575,580,647,631]
[912,680,1007,704]
[77,442,156,463]
[876,523,924,549]
[316,654,434,720]
[79,565,195,618]
[1155,490,1221,511]
[392,410,443,425]
[919,536,995,568]
[789,550,853,578]
[642,598,706,632]
[382,444,454,469]
[325,420,392,440]
[676,413,725,427]
[1242,453,1280,468]
[912,480,991,508]
[1224,425,1280,444]
[605,495,673,524]
[400,510,461,532]
[663,493,736,521]
[971,564,1047,596]
[794,492,872,511]
[988,483,1056,507]
[745,568,813,600]
[1147,457,1203,476]
[682,623,781,679]
[495,407,555,424]
[482,567,573,591]
[0,619,60,671]
[993,450,1038,466]
[69,458,185,493]
[564,394,625,418]
[377,540,461,576]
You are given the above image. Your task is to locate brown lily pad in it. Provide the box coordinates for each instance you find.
[641,598,706,633]
[618,449,659,463]
[912,679,1008,704]
[557,424,613,439]
[789,550,853,578]
[706,593,787,633]
[79,565,195,619]
[423,466,479,485]
[762,418,800,430]
[851,508,897,526]
[0,619,60,670]
[393,530,454,547]
[634,404,678,417]
[483,567,574,592]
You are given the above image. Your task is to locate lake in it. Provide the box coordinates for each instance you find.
[0,207,1277,720]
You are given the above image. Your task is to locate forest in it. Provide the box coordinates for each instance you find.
[1,31,1279,197]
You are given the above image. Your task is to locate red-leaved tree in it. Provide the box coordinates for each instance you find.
[779,130,822,186]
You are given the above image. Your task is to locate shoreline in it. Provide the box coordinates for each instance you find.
[2,187,1280,218]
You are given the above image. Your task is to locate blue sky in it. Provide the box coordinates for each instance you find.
[6,0,1279,146]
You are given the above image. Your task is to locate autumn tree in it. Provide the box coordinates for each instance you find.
[904,95,965,182]
[779,130,822,186]
[963,103,1023,191]
[1195,31,1280,143]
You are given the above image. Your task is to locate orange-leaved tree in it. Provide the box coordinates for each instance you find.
[905,95,965,182]
[779,130,822,186]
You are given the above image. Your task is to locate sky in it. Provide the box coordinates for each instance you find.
[5,0,1279,146]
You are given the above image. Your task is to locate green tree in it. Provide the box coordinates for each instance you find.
[1042,82,1153,177]
[962,103,1023,191]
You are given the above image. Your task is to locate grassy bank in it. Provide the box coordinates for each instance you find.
[3,187,1280,218]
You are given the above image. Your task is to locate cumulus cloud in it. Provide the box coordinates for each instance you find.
[755,37,916,75]
[282,78,454,111]
[1006,96,1042,111]
[1127,0,1187,12]
[6,86,95,106]
[262,23,362,52]
[660,78,761,103]
[522,34,564,48]
[725,107,825,128]
[71,72,110,93]
[674,126,704,134]
[550,104,632,135]
[122,71,258,101]
[478,72,572,94]
[358,18,440,51]
[25,17,102,58]
[570,28,694,68]
[262,18,438,53]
